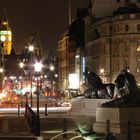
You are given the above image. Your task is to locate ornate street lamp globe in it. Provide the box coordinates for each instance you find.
[34,62,43,72]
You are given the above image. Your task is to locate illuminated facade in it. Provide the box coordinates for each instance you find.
[58,0,140,93]
[90,0,140,18]
[0,16,12,55]
[85,2,140,84]
[58,8,88,94]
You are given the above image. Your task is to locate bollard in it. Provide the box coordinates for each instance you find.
[63,118,67,138]
[18,104,21,115]
[127,121,132,140]
[106,119,110,134]
[45,103,48,116]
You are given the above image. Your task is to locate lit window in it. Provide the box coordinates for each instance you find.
[75,55,79,58]
[137,46,140,52]
[130,14,135,19]
[137,66,140,72]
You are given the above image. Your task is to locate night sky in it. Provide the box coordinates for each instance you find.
[0,0,89,54]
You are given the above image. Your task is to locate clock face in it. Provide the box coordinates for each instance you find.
[0,35,6,42]
[8,36,12,41]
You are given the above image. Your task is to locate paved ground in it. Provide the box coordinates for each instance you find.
[0,115,41,140]
[0,116,31,135]
[0,114,85,140]
[39,114,95,140]
[0,109,95,140]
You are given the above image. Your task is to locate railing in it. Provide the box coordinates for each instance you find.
[25,105,40,136]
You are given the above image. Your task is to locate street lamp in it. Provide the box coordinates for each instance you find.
[34,61,42,136]
[50,65,54,71]
[28,45,34,52]
[49,65,55,94]
[19,62,25,107]
[34,62,43,72]
[24,66,30,106]
[100,68,105,83]
[19,62,24,69]
[0,67,4,73]
[27,44,35,107]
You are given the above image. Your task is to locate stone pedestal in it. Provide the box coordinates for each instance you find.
[69,98,111,116]
[68,99,111,131]
[93,107,140,140]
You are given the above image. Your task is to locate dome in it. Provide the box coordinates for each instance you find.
[113,6,140,16]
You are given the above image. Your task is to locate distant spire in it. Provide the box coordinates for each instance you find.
[1,8,10,30]
[88,0,94,14]
[48,49,55,63]
[69,0,71,25]
[2,8,8,21]
[36,30,43,57]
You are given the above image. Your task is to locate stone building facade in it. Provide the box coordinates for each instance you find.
[85,5,140,84]
[58,8,88,95]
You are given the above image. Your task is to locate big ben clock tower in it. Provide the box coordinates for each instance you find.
[0,11,12,55]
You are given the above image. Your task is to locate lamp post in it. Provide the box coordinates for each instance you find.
[24,66,30,106]
[19,62,24,107]
[34,62,42,136]
[50,65,55,94]
[28,45,34,107]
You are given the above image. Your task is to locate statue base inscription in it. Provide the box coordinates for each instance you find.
[93,107,140,140]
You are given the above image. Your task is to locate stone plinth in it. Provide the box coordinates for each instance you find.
[69,98,111,116]
[93,107,140,140]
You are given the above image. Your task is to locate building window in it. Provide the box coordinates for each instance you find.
[137,66,140,72]
[125,25,129,31]
[130,14,135,19]
[137,24,140,31]
[137,59,140,72]
[119,15,123,20]
[123,60,129,71]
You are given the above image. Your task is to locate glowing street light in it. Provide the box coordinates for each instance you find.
[28,45,34,52]
[34,61,43,136]
[55,74,58,78]
[19,62,24,69]
[100,68,104,74]
[34,62,43,72]
[0,68,4,73]
[50,65,54,71]
[100,68,105,83]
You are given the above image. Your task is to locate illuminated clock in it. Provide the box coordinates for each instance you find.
[0,35,6,42]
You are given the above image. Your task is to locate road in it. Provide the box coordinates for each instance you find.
[0,106,71,115]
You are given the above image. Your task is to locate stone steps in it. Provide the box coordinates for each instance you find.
[0,136,37,140]
[0,116,31,136]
